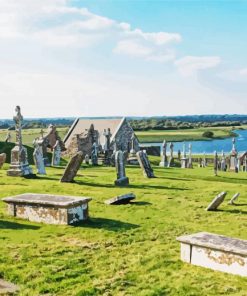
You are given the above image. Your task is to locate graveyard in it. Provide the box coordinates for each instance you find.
[1,152,247,295]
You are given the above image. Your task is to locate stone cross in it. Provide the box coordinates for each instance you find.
[114,150,129,186]
[159,139,168,167]
[137,150,155,178]
[103,128,112,152]
[13,105,23,147]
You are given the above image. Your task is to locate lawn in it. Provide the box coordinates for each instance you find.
[135,126,240,143]
[0,159,247,295]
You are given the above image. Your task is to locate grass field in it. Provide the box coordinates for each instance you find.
[0,159,247,295]
[135,126,241,143]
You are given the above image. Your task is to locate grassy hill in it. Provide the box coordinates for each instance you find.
[0,160,247,295]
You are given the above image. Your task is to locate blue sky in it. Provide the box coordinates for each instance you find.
[0,0,247,118]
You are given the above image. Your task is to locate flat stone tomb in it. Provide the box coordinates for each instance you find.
[3,193,92,225]
[177,232,247,277]
[105,193,136,205]
[206,192,227,211]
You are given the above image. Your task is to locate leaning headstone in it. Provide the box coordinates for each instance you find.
[60,151,83,182]
[137,150,155,178]
[114,150,129,186]
[159,140,168,167]
[33,139,46,175]
[7,106,34,177]
[206,192,227,211]
[105,193,136,205]
[0,279,19,294]
[52,140,61,166]
[0,153,6,169]
[228,193,240,205]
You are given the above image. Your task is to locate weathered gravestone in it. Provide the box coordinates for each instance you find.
[33,139,46,175]
[228,193,240,205]
[0,153,6,169]
[177,232,247,277]
[52,140,61,166]
[168,142,175,167]
[105,193,136,205]
[181,143,188,169]
[159,140,168,167]
[7,106,34,177]
[91,142,98,165]
[84,154,90,165]
[229,138,238,172]
[3,193,91,225]
[114,150,129,186]
[0,279,19,294]
[128,133,139,165]
[136,150,155,178]
[60,151,83,182]
[206,191,227,211]
[214,151,218,176]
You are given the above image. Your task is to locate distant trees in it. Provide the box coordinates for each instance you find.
[202,131,214,138]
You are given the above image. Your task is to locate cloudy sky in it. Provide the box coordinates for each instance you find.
[0,0,247,118]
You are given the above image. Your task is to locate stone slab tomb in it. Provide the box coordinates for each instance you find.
[228,193,240,205]
[3,193,92,225]
[0,279,19,295]
[60,151,83,182]
[105,193,136,205]
[206,192,227,211]
[136,150,155,178]
[177,232,247,277]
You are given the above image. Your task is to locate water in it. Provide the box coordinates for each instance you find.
[141,129,247,154]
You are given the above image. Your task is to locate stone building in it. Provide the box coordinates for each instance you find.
[64,117,139,156]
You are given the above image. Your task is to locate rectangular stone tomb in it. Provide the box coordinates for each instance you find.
[177,232,247,277]
[3,193,92,225]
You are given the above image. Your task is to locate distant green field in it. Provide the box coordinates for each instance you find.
[0,159,247,295]
[136,126,241,143]
[0,127,68,146]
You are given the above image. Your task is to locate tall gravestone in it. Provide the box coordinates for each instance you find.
[229,138,238,172]
[128,133,139,165]
[168,142,174,167]
[214,151,218,176]
[181,143,188,169]
[103,128,112,166]
[137,150,155,178]
[60,151,83,183]
[7,106,33,177]
[91,142,98,165]
[52,140,61,166]
[159,140,168,167]
[114,150,129,186]
[187,143,193,168]
[220,151,226,171]
[33,138,46,175]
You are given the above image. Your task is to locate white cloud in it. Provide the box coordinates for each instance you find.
[175,56,221,76]
[240,68,247,76]
[113,39,153,57]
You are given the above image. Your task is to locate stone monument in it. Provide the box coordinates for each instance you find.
[114,150,129,186]
[229,138,238,172]
[52,140,61,166]
[214,151,218,176]
[187,143,193,168]
[91,142,98,165]
[181,143,188,169]
[33,138,46,175]
[220,151,226,171]
[137,150,155,178]
[7,106,34,177]
[103,128,112,165]
[128,133,139,165]
[60,151,83,183]
[168,142,174,167]
[159,140,168,167]
[0,153,6,169]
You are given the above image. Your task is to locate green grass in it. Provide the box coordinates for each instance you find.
[135,126,240,143]
[0,159,247,295]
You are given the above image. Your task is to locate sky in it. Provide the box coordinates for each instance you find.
[0,0,247,118]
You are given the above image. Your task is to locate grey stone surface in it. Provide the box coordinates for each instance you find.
[7,106,33,177]
[105,193,136,205]
[0,279,19,294]
[137,150,155,178]
[206,191,227,211]
[177,232,247,256]
[114,150,129,186]
[52,140,61,166]
[33,139,46,175]
[60,151,83,182]
[0,153,6,169]
[91,142,98,165]
[159,140,168,167]
[228,193,240,205]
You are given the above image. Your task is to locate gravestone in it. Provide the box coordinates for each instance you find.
[91,142,98,165]
[228,193,240,205]
[52,140,61,166]
[168,142,175,167]
[84,154,90,165]
[229,138,238,172]
[105,193,136,205]
[103,128,112,165]
[181,143,188,169]
[128,133,139,165]
[220,151,226,171]
[159,140,168,167]
[214,151,218,176]
[206,192,227,211]
[137,150,155,178]
[33,139,46,175]
[60,151,83,182]
[177,149,181,161]
[7,106,34,177]
[3,193,91,225]
[187,143,193,168]
[0,153,6,169]
[5,132,11,143]
[114,150,129,186]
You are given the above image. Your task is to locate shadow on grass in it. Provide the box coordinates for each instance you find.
[234,203,247,206]
[0,220,40,230]
[130,201,152,206]
[75,180,189,191]
[217,209,247,214]
[74,217,139,231]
